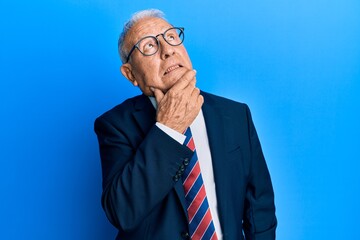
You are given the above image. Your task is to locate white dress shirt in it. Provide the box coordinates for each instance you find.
[149,97,223,239]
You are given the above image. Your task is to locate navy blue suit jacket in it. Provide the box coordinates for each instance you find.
[94,91,277,240]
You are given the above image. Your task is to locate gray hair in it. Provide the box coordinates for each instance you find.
[118,9,166,63]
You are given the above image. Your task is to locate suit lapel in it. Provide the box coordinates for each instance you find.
[132,95,156,135]
[202,93,230,237]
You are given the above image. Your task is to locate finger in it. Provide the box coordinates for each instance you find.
[171,69,197,92]
[190,87,201,98]
[152,87,164,104]
[196,94,204,109]
[187,87,201,109]
[182,77,197,97]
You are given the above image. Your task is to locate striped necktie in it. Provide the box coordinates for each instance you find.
[182,127,218,240]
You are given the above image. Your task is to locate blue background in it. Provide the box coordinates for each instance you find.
[1,0,359,239]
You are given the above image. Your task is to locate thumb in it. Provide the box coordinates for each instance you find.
[151,87,164,104]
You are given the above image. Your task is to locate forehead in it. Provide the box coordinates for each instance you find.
[125,17,173,47]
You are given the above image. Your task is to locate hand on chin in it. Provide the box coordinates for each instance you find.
[162,67,188,91]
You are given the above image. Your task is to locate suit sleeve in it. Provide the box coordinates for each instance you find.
[243,105,277,240]
[94,117,193,231]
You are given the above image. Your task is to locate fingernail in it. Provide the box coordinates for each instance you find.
[150,87,155,92]
[193,69,197,74]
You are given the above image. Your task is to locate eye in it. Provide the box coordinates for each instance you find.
[166,33,176,42]
[139,37,158,54]
[144,42,154,50]
[168,35,175,41]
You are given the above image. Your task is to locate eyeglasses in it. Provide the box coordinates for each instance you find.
[125,27,185,63]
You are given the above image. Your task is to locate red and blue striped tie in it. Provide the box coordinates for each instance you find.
[182,127,218,240]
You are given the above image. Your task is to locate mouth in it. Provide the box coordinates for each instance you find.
[164,64,183,75]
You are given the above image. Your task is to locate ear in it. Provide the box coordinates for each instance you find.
[120,64,138,86]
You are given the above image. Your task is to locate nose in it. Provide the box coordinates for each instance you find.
[158,37,175,60]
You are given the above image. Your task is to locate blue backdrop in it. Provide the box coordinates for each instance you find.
[1,0,359,239]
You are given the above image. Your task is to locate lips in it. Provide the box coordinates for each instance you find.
[164,64,183,75]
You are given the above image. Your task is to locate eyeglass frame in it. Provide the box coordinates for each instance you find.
[125,27,185,63]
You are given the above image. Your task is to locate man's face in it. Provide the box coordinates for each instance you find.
[120,17,193,96]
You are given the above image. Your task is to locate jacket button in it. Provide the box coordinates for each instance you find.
[173,175,179,182]
[183,158,190,166]
[181,231,190,239]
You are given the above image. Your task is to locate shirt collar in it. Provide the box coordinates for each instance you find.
[148,96,157,109]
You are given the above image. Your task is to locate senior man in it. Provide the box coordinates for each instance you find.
[94,9,277,240]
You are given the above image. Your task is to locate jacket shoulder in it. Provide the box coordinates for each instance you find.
[201,91,249,111]
[95,94,147,124]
